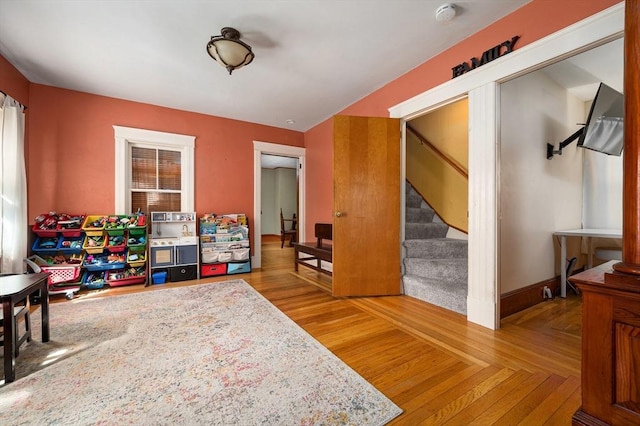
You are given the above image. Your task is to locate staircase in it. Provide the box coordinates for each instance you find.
[403,184,468,315]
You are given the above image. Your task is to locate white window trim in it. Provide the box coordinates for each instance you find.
[113,125,195,214]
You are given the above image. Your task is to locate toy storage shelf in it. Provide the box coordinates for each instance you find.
[85,214,148,288]
[31,212,148,296]
[199,213,251,278]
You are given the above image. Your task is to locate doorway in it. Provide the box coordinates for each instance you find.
[253,141,306,269]
[390,4,623,329]
[261,154,298,245]
[497,36,623,325]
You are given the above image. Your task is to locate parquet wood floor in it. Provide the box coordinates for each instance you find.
[53,237,582,425]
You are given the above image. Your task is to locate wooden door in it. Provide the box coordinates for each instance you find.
[333,115,402,296]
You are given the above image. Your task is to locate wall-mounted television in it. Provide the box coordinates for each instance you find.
[577,82,624,156]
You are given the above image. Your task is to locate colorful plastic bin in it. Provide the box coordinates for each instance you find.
[152,271,167,285]
[82,215,108,236]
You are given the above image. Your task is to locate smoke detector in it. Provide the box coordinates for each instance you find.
[435,3,457,22]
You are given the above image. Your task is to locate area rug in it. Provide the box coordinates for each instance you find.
[0,279,402,425]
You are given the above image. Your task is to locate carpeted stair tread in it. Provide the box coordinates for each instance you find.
[404,183,468,316]
[404,238,467,259]
[404,258,467,283]
[402,275,467,315]
[406,206,435,222]
[405,222,449,239]
[406,192,423,208]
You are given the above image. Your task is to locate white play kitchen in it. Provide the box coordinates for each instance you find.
[149,211,199,283]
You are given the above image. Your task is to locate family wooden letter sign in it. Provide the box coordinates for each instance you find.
[451,36,520,79]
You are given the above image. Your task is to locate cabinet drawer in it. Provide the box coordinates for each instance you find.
[227,261,251,275]
[169,265,197,282]
[201,263,227,277]
[175,244,198,265]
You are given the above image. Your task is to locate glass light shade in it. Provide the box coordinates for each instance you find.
[207,28,255,75]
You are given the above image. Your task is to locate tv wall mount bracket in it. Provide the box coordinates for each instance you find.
[546,127,584,160]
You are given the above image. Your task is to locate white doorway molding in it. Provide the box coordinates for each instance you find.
[389,3,624,329]
[253,141,306,269]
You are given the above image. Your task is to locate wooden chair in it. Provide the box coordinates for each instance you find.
[0,273,32,357]
[280,209,297,248]
[294,223,333,275]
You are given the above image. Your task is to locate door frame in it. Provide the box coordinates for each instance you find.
[390,3,623,329]
[253,141,306,269]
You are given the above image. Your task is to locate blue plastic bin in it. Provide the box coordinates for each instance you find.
[152,271,167,284]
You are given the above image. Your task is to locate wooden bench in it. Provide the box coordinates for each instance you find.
[294,223,332,276]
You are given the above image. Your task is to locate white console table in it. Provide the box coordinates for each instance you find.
[553,228,622,297]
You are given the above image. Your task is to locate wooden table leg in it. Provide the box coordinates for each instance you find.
[41,281,50,342]
[3,300,16,383]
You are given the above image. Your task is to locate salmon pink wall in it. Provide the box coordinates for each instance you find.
[27,84,304,229]
[0,55,29,106]
[302,0,621,239]
[303,120,334,230]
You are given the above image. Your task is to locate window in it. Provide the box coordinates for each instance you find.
[114,126,195,215]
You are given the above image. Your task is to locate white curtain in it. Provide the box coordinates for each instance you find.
[0,93,28,273]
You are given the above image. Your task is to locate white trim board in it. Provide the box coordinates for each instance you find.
[389,3,624,330]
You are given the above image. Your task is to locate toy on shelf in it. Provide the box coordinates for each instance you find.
[83,233,106,254]
[82,271,107,289]
[32,212,86,237]
[104,215,129,235]
[107,266,146,287]
[127,210,146,228]
[107,234,127,252]
[82,215,108,236]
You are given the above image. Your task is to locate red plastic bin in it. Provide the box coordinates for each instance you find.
[106,267,146,287]
[201,263,227,277]
[32,215,59,237]
[56,214,86,237]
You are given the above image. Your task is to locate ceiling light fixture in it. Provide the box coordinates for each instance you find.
[206,27,255,75]
[435,3,457,22]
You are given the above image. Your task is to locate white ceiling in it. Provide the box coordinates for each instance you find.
[539,37,623,102]
[0,0,532,132]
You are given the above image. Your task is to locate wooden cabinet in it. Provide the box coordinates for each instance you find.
[570,261,640,425]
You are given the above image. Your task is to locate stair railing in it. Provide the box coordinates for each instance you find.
[407,124,468,179]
